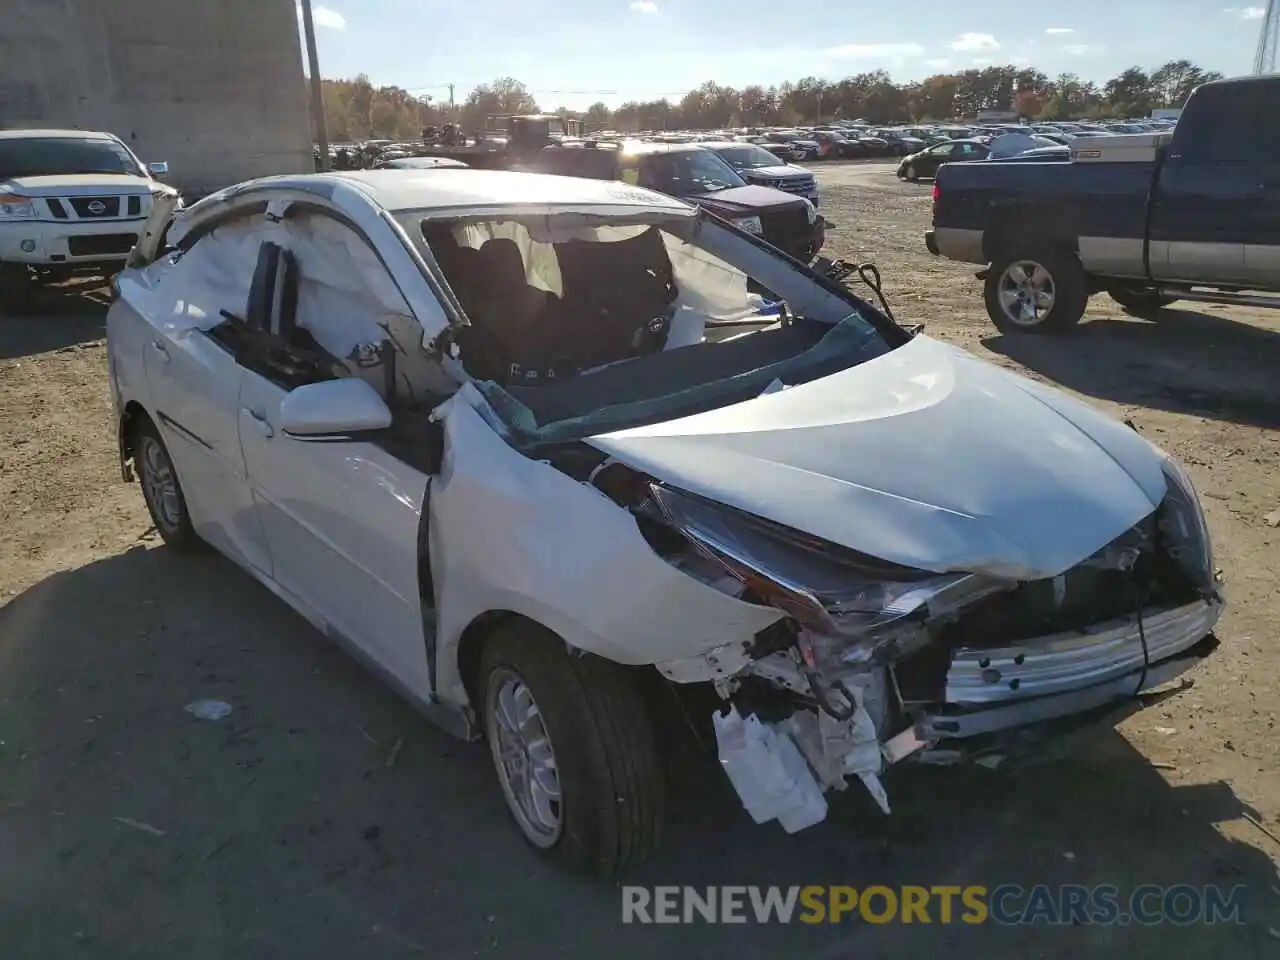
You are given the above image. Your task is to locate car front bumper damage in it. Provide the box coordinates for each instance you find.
[708,597,1222,833]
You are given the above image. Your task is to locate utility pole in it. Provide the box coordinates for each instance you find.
[1255,0,1279,75]
[448,83,456,120]
[300,0,330,171]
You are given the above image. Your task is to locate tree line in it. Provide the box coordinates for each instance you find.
[319,59,1222,141]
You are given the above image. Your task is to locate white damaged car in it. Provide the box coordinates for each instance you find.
[106,170,1224,875]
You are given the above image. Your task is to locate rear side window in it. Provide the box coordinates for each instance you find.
[1182,83,1280,163]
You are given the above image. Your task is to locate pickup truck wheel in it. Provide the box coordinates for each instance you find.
[480,622,663,876]
[1107,287,1177,317]
[985,250,1088,334]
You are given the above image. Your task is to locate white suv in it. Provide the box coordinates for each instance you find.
[0,129,180,310]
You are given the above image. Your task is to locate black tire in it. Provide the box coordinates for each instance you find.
[480,621,663,877]
[1107,287,1177,317]
[984,247,1089,335]
[0,262,38,315]
[132,419,201,551]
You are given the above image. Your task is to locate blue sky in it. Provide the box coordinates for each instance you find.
[298,0,1269,110]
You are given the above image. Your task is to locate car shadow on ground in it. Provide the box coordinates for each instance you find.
[982,304,1280,430]
[1,545,1277,958]
[0,277,113,360]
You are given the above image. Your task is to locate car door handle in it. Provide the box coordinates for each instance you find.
[150,339,170,362]
[240,407,274,439]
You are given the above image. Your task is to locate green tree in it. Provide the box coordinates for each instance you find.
[584,101,612,130]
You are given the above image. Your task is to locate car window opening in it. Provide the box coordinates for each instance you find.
[419,213,892,445]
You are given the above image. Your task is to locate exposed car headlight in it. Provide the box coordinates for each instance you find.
[737,215,764,235]
[650,486,1010,668]
[801,198,818,225]
[0,194,37,219]
[1160,458,1216,596]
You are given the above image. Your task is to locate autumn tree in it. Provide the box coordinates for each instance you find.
[460,77,539,132]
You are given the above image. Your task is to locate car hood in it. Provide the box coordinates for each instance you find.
[587,336,1170,580]
[693,184,802,214]
[741,164,812,181]
[3,174,157,196]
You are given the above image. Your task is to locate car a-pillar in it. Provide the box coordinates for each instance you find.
[456,610,665,876]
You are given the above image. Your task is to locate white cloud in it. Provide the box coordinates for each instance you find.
[1064,43,1093,55]
[950,32,1000,52]
[971,57,993,65]
[924,58,952,69]
[297,3,346,29]
[1044,27,1075,34]
[629,0,659,12]
[823,42,926,58]
[1240,6,1266,19]
[1012,56,1031,66]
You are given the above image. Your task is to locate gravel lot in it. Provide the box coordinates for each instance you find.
[2,161,1278,958]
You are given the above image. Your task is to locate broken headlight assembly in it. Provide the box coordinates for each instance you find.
[1159,457,1216,597]
[649,485,1010,671]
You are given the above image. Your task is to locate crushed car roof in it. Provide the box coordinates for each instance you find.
[194,169,696,217]
[0,129,119,140]
[337,169,694,213]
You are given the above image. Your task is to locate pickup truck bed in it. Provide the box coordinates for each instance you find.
[926,75,1280,333]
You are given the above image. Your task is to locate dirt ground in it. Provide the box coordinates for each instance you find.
[1,162,1278,958]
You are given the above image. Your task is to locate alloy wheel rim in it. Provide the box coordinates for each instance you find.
[998,260,1057,326]
[488,670,563,847]
[139,436,183,533]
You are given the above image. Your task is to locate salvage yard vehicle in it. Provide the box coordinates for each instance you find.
[897,139,991,182]
[109,169,1223,876]
[0,129,178,311]
[702,141,821,206]
[536,142,826,263]
[926,74,1280,333]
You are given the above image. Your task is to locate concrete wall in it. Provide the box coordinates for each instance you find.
[0,0,314,196]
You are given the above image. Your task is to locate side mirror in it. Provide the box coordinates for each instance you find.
[147,161,170,177]
[280,378,392,437]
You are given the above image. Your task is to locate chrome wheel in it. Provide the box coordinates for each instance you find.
[488,669,563,847]
[139,434,183,534]
[997,260,1057,327]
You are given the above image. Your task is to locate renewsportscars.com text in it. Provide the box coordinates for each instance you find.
[621,884,1247,926]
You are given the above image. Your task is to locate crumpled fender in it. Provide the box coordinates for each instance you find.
[428,385,783,708]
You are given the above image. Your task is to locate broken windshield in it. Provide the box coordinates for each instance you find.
[412,209,899,447]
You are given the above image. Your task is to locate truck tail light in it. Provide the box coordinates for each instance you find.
[931,183,941,203]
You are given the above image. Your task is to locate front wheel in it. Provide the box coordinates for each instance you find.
[904,164,918,182]
[480,622,663,876]
[133,420,201,551]
[1107,287,1177,317]
[984,249,1089,334]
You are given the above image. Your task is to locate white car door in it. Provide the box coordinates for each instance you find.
[141,239,274,576]
[234,231,433,689]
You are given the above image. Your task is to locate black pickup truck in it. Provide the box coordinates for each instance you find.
[926,75,1280,333]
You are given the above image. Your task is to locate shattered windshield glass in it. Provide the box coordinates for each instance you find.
[414,209,898,447]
